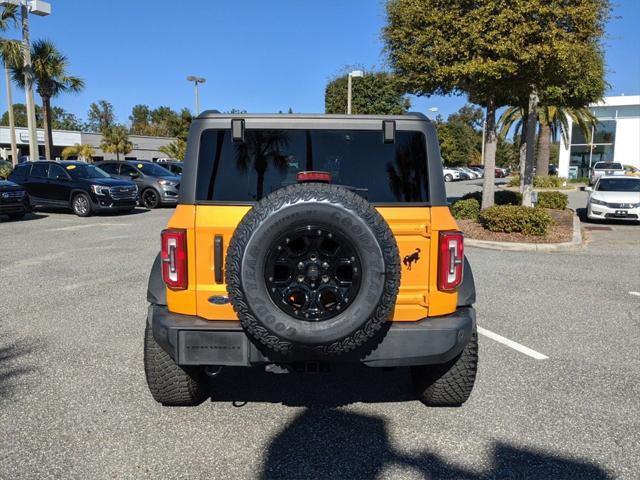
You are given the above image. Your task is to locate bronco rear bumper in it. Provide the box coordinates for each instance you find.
[149,305,475,368]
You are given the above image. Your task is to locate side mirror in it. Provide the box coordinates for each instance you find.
[585,186,593,192]
[129,172,140,179]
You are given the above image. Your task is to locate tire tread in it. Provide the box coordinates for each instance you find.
[143,323,207,406]
[412,327,478,406]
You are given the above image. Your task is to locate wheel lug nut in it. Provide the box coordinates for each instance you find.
[317,230,322,235]
[297,275,304,282]
[350,256,355,262]
[298,262,304,270]
[322,275,329,283]
[322,262,329,269]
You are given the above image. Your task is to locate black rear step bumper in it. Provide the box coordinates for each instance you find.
[149,305,475,368]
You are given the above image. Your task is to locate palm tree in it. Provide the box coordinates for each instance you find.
[499,105,597,176]
[61,143,95,162]
[235,130,290,200]
[1,5,19,165]
[101,125,132,161]
[11,39,84,160]
[158,138,186,160]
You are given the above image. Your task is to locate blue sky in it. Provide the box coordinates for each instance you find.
[4,0,639,124]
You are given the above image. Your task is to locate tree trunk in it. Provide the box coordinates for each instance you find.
[519,120,527,193]
[41,95,54,160]
[116,150,120,161]
[481,96,497,210]
[522,89,539,207]
[536,122,551,177]
[4,65,19,166]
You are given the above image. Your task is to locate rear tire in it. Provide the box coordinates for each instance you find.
[444,174,453,182]
[411,326,478,407]
[144,321,208,406]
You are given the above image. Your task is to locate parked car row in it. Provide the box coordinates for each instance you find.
[442,165,510,182]
[1,159,184,219]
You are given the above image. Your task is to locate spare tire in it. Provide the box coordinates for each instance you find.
[226,183,400,356]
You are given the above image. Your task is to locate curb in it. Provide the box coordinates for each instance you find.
[465,214,583,252]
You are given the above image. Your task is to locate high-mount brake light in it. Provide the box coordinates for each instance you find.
[438,231,464,291]
[161,229,188,290]
[296,171,332,183]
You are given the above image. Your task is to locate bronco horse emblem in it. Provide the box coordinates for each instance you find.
[403,248,421,270]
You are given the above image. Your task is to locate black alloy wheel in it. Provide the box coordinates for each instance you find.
[142,189,160,209]
[264,226,361,322]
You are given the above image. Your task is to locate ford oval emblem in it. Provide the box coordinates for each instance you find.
[208,295,230,305]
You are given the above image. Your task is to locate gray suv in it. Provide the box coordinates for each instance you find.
[97,160,180,208]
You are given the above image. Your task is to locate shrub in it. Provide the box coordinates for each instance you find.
[569,176,589,184]
[451,198,480,220]
[536,191,568,210]
[0,163,12,179]
[478,205,553,236]
[534,176,565,188]
[495,190,522,205]
[461,190,521,205]
[508,175,566,188]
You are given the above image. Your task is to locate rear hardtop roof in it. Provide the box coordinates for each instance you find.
[196,111,430,122]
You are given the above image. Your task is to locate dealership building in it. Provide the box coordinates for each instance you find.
[0,126,176,162]
[558,95,640,178]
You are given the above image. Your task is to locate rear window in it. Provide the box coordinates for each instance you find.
[594,162,622,170]
[196,129,429,203]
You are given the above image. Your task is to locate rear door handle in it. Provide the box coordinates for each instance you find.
[214,235,223,284]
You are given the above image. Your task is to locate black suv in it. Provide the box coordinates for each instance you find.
[8,161,138,217]
[96,160,180,209]
[0,179,31,220]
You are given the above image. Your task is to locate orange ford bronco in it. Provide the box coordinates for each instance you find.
[144,113,477,406]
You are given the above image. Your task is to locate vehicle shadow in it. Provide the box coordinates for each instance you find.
[0,340,37,403]
[259,408,614,479]
[33,206,149,217]
[209,364,414,407]
[0,212,48,223]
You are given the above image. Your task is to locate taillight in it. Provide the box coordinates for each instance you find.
[297,171,332,183]
[161,229,188,290]
[438,231,464,291]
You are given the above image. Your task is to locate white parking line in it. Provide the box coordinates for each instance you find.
[630,292,640,297]
[49,223,131,232]
[477,326,549,360]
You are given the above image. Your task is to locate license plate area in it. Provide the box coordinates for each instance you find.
[614,210,628,216]
[178,330,248,365]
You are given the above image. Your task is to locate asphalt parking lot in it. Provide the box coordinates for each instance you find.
[1,184,639,479]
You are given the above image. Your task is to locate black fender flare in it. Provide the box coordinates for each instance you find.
[147,253,166,306]
[457,256,476,307]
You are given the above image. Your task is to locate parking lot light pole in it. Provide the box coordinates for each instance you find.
[347,70,364,115]
[186,75,206,115]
